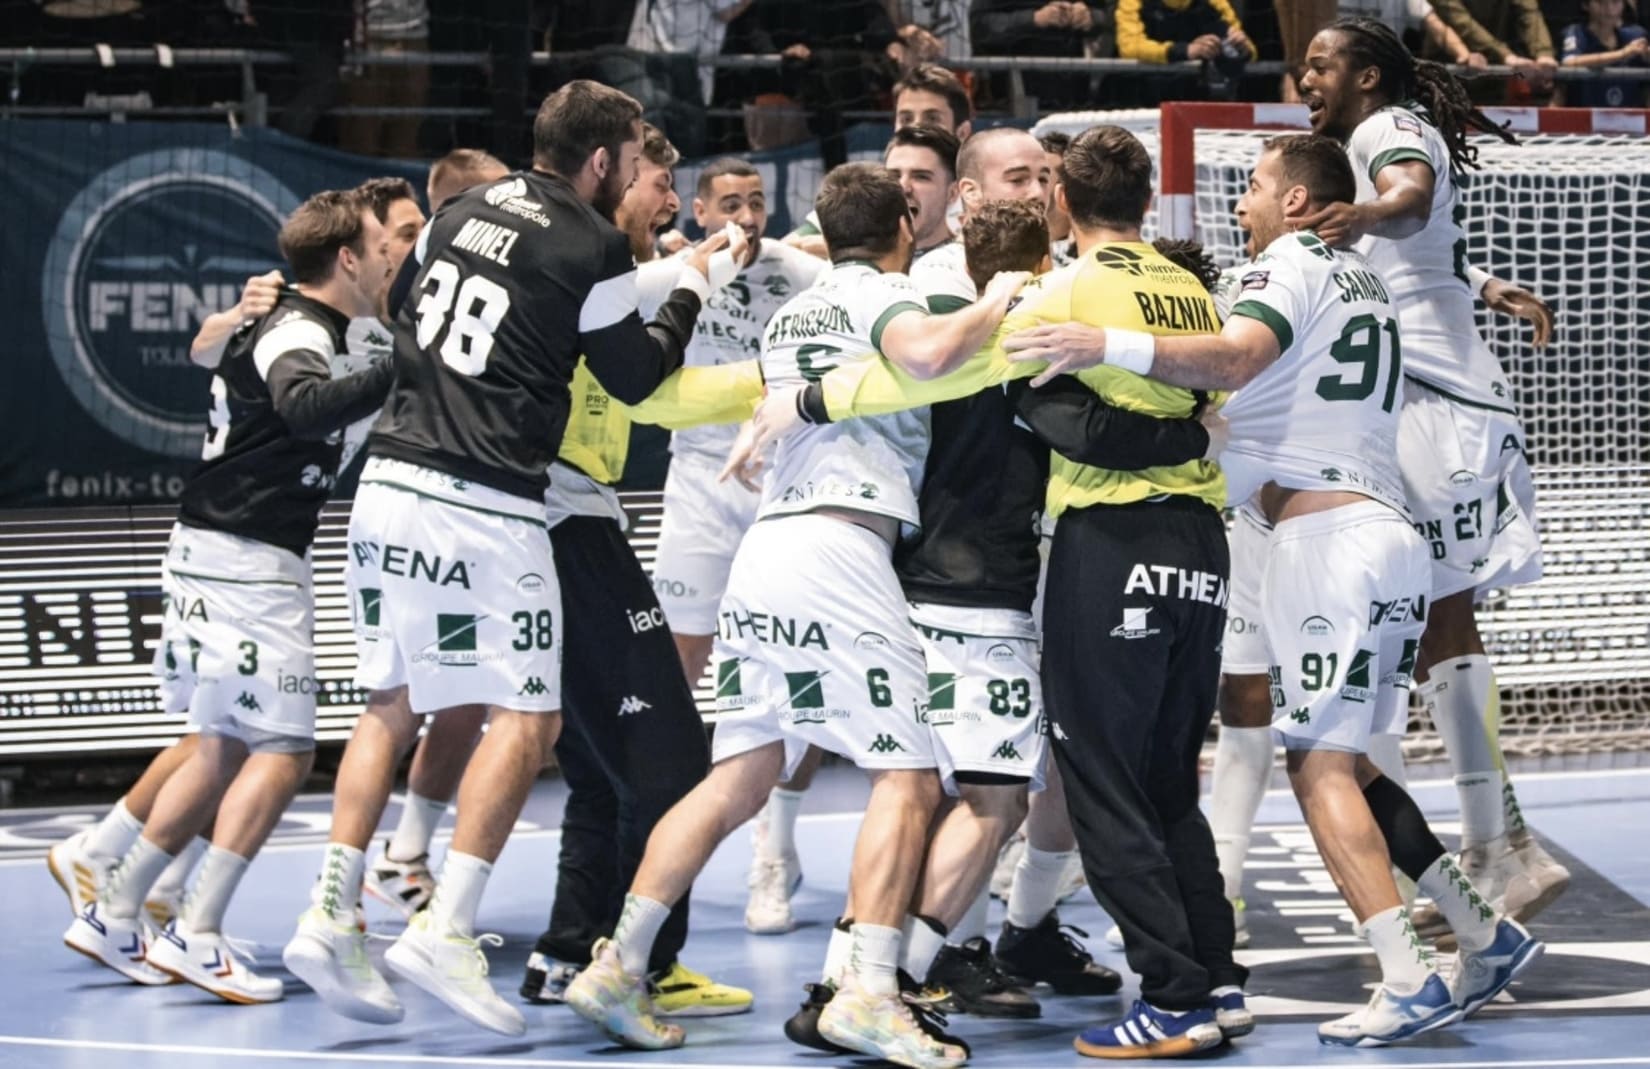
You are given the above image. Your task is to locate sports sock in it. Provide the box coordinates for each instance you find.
[314,842,366,919]
[84,798,143,863]
[1417,854,1498,952]
[612,893,671,976]
[1423,656,1504,848]
[387,791,447,862]
[1210,725,1272,900]
[899,914,948,984]
[1007,845,1075,929]
[148,835,208,904]
[429,850,492,939]
[951,884,989,942]
[183,846,250,933]
[104,837,175,921]
[821,916,854,985]
[1359,905,1434,995]
[760,787,806,860]
[847,923,902,997]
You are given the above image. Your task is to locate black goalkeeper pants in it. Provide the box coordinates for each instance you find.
[1042,496,1247,1009]
[531,516,710,974]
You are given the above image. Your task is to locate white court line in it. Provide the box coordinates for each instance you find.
[3,1035,1650,1069]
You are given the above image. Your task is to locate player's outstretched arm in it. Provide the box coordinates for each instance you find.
[1004,315,1280,391]
[1300,160,1434,247]
[1009,377,1214,470]
[876,270,1031,380]
[625,360,764,429]
[265,348,396,441]
[1466,264,1554,349]
[191,270,284,369]
[581,233,718,406]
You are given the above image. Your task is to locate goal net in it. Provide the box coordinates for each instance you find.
[1035,103,1650,758]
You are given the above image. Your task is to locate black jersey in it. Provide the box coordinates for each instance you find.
[178,290,394,557]
[367,170,702,500]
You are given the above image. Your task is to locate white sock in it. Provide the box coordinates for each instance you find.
[182,846,249,933]
[612,893,671,976]
[1417,853,1498,952]
[429,850,492,939]
[1424,656,1505,847]
[1366,733,1408,790]
[1210,725,1272,900]
[952,883,989,943]
[313,842,366,919]
[104,838,175,921]
[1007,846,1074,929]
[1359,905,1435,995]
[149,836,208,902]
[847,923,902,997]
[899,914,948,983]
[84,798,143,862]
[760,787,806,860]
[387,791,448,862]
[822,918,854,985]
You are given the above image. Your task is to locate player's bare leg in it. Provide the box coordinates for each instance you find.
[328,687,424,851]
[367,706,485,917]
[212,749,314,857]
[747,743,823,933]
[672,632,714,690]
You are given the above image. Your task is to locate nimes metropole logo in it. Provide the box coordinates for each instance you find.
[43,148,301,457]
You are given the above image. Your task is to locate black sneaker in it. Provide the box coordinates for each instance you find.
[519,951,581,1004]
[897,970,973,1057]
[784,982,851,1053]
[925,937,1041,1019]
[995,912,1123,996]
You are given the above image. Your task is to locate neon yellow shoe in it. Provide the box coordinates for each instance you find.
[565,938,684,1050]
[651,960,754,1017]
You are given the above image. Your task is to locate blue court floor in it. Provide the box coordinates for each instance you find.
[3,761,1648,1069]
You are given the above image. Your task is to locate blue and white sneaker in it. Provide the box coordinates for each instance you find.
[63,901,173,986]
[1449,918,1544,1017]
[1210,986,1254,1039]
[1318,973,1462,1047]
[1074,999,1225,1059]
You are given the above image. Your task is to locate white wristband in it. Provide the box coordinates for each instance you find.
[1465,263,1492,297]
[675,264,713,302]
[1105,328,1156,376]
[706,247,741,291]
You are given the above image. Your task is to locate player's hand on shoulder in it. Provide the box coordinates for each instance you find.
[1482,278,1554,349]
[1297,202,1361,248]
[981,270,1033,308]
[240,270,284,319]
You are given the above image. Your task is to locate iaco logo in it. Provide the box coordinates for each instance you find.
[43,148,300,456]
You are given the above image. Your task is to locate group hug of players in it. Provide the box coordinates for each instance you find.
[46,13,1575,1065]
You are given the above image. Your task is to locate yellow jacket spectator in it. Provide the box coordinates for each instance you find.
[1115,0,1257,63]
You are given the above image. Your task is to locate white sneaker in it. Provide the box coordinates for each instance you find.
[282,906,403,1024]
[1448,917,1544,1017]
[146,922,283,1003]
[63,902,173,986]
[1318,974,1462,1047]
[384,911,525,1036]
[745,854,802,935]
[144,888,184,931]
[564,938,684,1050]
[1505,830,1570,923]
[47,830,113,918]
[364,839,436,919]
[990,832,1025,900]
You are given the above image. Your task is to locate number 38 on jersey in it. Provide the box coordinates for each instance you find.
[415,258,514,376]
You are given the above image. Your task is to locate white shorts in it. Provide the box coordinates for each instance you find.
[152,524,317,744]
[710,515,935,780]
[910,603,1047,792]
[1262,502,1430,754]
[350,458,563,715]
[1397,380,1543,600]
[1221,502,1271,677]
[653,452,761,635]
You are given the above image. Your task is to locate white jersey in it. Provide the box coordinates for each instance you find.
[1347,105,1512,410]
[758,262,932,530]
[672,238,824,462]
[910,239,975,311]
[334,316,394,471]
[1218,231,1408,513]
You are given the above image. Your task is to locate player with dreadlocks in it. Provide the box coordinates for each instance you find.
[1298,16,1571,952]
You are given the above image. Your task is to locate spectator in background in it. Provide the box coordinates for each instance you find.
[1559,0,1648,105]
[972,0,1112,110]
[338,0,430,158]
[1427,0,1558,97]
[628,0,757,103]
[1114,0,1255,101]
[887,0,972,61]
[1339,0,1494,68]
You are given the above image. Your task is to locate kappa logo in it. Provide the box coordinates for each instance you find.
[867,733,908,755]
[1111,606,1162,640]
[618,695,651,716]
[992,740,1023,761]
[1321,467,1344,483]
[235,692,261,712]
[518,676,549,697]
[1050,722,1071,742]
[1289,707,1311,724]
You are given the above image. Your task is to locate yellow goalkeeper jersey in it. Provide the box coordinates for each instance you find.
[818,241,1225,515]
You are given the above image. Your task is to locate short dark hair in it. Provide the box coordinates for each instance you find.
[1037,130,1071,157]
[279,189,369,285]
[355,177,418,222]
[1061,125,1153,230]
[894,63,973,125]
[884,124,961,181]
[532,80,643,177]
[640,122,679,169]
[815,162,909,261]
[1263,134,1357,209]
[963,200,1049,291]
[696,157,760,199]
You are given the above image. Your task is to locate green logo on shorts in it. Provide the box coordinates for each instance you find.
[716,659,743,699]
[785,670,827,710]
[867,733,907,754]
[360,588,382,628]
[436,613,479,652]
[518,676,548,697]
[1340,649,1376,704]
[992,740,1022,761]
[236,692,262,713]
[1290,708,1310,724]
[926,672,957,712]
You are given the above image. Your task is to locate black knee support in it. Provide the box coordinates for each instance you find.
[1362,774,1446,881]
